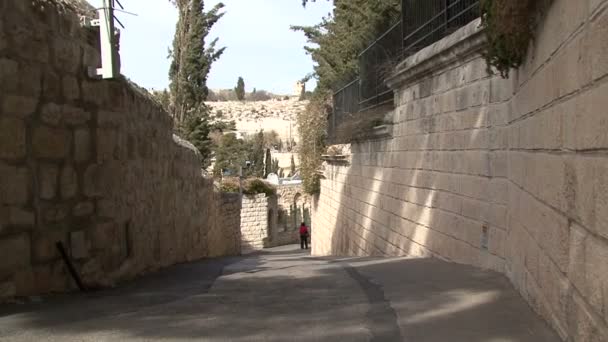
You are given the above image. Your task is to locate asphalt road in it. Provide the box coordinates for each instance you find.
[0,245,560,341]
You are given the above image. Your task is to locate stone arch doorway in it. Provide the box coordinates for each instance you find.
[292,193,311,228]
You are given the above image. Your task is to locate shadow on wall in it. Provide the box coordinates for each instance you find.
[321,125,499,268]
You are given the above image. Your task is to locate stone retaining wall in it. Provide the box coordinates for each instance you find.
[240,194,270,253]
[313,1,608,340]
[0,0,241,299]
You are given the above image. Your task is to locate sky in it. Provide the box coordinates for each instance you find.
[87,0,333,95]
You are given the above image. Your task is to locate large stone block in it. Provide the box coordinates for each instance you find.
[60,165,78,199]
[42,203,69,224]
[51,37,81,74]
[31,229,67,263]
[564,81,608,150]
[72,201,94,217]
[0,281,16,299]
[70,230,88,260]
[552,32,592,99]
[567,291,608,342]
[0,117,26,159]
[8,206,35,226]
[569,224,608,325]
[74,128,91,162]
[567,156,608,240]
[519,108,563,150]
[588,7,608,81]
[0,163,29,205]
[2,95,37,118]
[32,125,71,159]
[83,164,101,197]
[62,76,80,102]
[38,163,61,201]
[518,189,570,272]
[40,103,62,125]
[0,233,31,276]
[42,70,61,101]
[63,106,91,126]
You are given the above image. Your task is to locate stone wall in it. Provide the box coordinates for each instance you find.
[239,185,310,252]
[313,1,608,340]
[240,194,271,253]
[0,0,241,299]
[207,192,242,258]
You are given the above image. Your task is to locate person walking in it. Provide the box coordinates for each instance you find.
[299,222,309,249]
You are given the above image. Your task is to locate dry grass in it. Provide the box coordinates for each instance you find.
[333,103,392,143]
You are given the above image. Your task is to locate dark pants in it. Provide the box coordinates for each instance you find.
[300,235,309,249]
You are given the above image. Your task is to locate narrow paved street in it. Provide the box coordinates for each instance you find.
[0,246,560,341]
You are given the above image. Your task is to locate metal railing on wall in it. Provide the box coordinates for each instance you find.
[403,0,480,56]
[329,0,480,144]
[329,78,359,144]
[359,21,403,112]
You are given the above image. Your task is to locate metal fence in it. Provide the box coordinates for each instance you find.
[329,0,480,143]
[359,21,403,111]
[403,0,480,56]
[329,78,359,144]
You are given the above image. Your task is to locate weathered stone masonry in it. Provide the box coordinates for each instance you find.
[313,1,608,341]
[239,185,310,253]
[240,194,270,253]
[0,0,241,299]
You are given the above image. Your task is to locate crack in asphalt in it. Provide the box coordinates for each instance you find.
[342,264,403,342]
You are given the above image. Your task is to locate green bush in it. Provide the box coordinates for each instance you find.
[220,178,277,196]
[220,178,240,193]
[244,179,276,197]
[481,0,544,78]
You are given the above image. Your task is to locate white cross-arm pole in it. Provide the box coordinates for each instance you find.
[85,0,119,79]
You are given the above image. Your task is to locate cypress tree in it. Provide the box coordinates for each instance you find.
[235,77,245,101]
[169,0,225,166]
[249,130,265,177]
[293,0,400,193]
[264,148,272,178]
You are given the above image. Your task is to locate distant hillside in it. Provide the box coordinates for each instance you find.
[207,89,294,102]
[206,99,309,143]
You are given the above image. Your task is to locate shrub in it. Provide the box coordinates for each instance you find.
[481,0,547,78]
[244,179,276,197]
[297,92,329,194]
[221,178,277,196]
[220,178,240,193]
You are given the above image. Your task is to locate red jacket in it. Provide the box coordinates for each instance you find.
[299,225,309,236]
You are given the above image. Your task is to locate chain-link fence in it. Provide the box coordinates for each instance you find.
[359,21,403,112]
[403,0,480,56]
[329,0,480,144]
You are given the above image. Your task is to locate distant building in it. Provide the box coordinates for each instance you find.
[294,81,305,97]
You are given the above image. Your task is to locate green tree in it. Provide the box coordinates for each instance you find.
[210,120,236,132]
[151,89,170,112]
[264,148,272,178]
[235,77,245,101]
[272,158,280,174]
[293,0,400,193]
[213,133,249,176]
[168,0,226,166]
[263,130,280,149]
[248,130,265,177]
[290,155,296,175]
[184,114,212,167]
